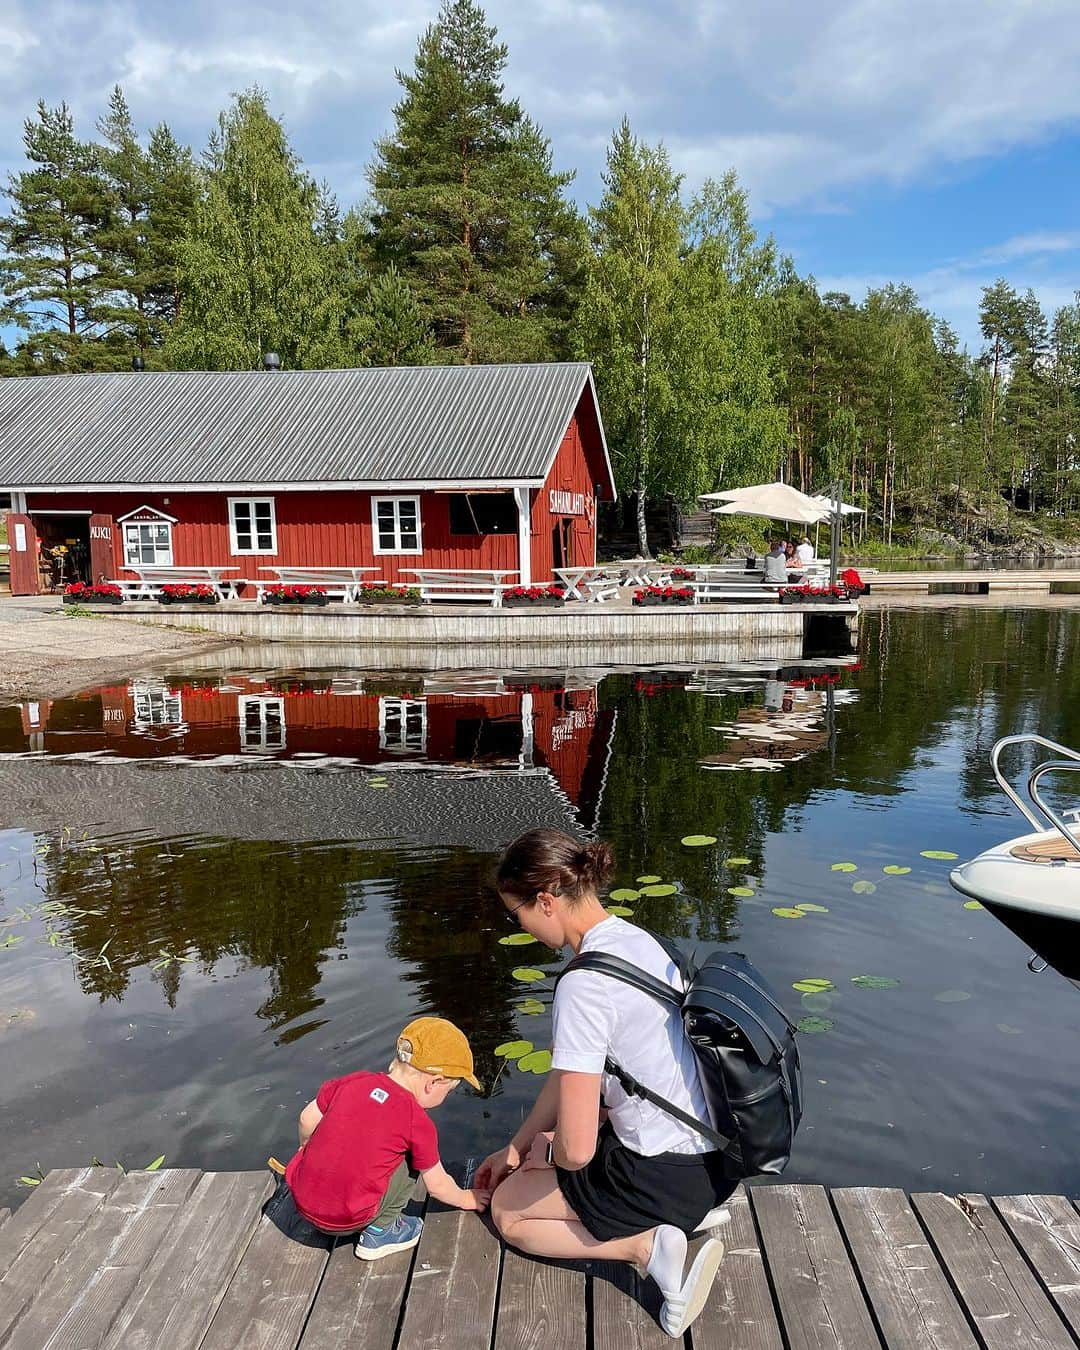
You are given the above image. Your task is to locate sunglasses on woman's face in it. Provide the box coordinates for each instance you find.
[504,896,532,926]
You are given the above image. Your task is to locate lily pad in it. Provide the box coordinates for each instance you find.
[517,1049,553,1074]
[852,880,877,895]
[605,905,635,917]
[795,903,829,913]
[771,907,805,918]
[681,835,717,847]
[723,857,752,867]
[494,1040,533,1060]
[640,883,677,897]
[792,978,834,994]
[920,850,959,860]
[727,886,755,897]
[831,862,857,872]
[636,875,662,884]
[498,933,537,945]
[796,1016,834,1034]
[609,888,640,902]
[516,999,545,1015]
[511,967,546,983]
[963,900,984,910]
[996,1023,1023,1036]
[934,989,971,1003]
[851,975,900,989]
[883,865,912,875]
[801,992,835,1013]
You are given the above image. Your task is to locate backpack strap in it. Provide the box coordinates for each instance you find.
[556,951,733,1152]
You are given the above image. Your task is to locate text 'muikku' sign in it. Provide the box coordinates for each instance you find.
[549,489,585,516]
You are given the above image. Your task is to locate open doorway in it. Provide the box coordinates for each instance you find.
[32,513,91,588]
[551,518,573,570]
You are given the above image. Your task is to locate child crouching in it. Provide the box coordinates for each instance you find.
[285,1016,491,1259]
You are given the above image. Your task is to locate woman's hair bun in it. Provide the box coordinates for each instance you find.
[496,829,616,900]
[582,840,615,889]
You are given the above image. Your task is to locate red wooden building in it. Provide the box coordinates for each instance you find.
[0,363,615,595]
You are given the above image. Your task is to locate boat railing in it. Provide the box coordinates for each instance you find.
[991,733,1080,857]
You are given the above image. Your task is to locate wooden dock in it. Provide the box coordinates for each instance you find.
[865,568,1080,594]
[3,1170,1080,1348]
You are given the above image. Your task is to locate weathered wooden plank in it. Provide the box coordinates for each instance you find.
[991,1195,1080,1339]
[0,1167,123,1345]
[833,1187,977,1349]
[101,1170,273,1350]
[0,1214,9,1232]
[197,1179,332,1350]
[298,1186,428,1350]
[750,1184,880,1350]
[493,1248,586,1350]
[911,1192,1074,1349]
[692,1186,783,1350]
[9,1168,202,1350]
[396,1204,501,1350]
[591,1260,668,1350]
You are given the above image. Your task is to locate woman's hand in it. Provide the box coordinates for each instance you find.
[522,1131,555,1170]
[474,1143,521,1191]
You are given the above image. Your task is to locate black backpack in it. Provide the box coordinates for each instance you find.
[557,932,802,1179]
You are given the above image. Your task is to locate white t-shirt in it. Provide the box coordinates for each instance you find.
[551,916,714,1157]
[796,542,814,564]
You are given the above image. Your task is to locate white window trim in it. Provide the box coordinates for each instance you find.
[238,695,286,752]
[116,503,178,525]
[123,518,174,567]
[378,696,427,753]
[371,495,422,555]
[227,496,278,556]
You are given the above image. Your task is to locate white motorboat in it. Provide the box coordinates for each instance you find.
[950,734,1080,990]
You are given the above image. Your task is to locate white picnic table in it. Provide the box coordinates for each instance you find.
[257,566,384,601]
[554,566,621,602]
[115,565,244,599]
[400,568,519,607]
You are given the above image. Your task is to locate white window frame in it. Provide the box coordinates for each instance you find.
[122,518,174,566]
[372,495,422,555]
[131,681,184,730]
[378,697,427,753]
[228,496,277,555]
[238,695,286,752]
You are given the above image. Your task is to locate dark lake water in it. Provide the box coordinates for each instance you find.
[1,605,1079,1208]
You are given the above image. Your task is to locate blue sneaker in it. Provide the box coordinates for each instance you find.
[354,1213,423,1261]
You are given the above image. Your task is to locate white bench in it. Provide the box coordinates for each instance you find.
[256,566,385,601]
[690,579,782,604]
[554,566,621,603]
[110,566,243,599]
[402,569,518,607]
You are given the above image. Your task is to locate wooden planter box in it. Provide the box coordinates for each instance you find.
[356,594,422,606]
[157,594,220,606]
[63,593,122,605]
[503,598,566,609]
[262,595,331,607]
[633,596,693,608]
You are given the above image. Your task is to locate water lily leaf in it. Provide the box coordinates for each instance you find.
[934,989,971,1003]
[494,1040,534,1060]
[883,865,912,875]
[640,883,677,897]
[511,967,546,983]
[681,835,717,847]
[831,862,857,872]
[516,999,545,1015]
[723,857,751,867]
[851,975,901,989]
[368,782,389,789]
[145,1155,166,1171]
[792,978,834,994]
[963,900,984,910]
[727,886,754,897]
[795,903,829,913]
[517,1049,553,1074]
[996,1023,1023,1035]
[609,888,640,901]
[605,905,634,917]
[771,907,805,918]
[498,933,537,945]
[796,1016,834,1034]
[636,875,661,884]
[677,902,694,916]
[920,850,959,860]
[852,880,877,894]
[801,992,835,1013]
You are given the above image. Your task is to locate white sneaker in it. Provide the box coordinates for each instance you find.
[658,1237,725,1338]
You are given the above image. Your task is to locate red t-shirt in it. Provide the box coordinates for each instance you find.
[286,1071,440,1231]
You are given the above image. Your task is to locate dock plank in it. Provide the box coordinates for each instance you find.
[10,1168,202,1350]
[750,1184,880,1350]
[197,1179,332,1350]
[101,1170,274,1350]
[912,1192,1074,1349]
[833,1186,977,1349]
[0,1214,9,1231]
[0,1167,123,1346]
[396,1204,501,1350]
[991,1194,1080,1339]
[493,1249,586,1350]
[692,1186,783,1350]
[591,1260,668,1350]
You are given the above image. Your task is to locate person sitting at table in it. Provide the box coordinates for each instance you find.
[796,536,814,565]
[763,541,789,585]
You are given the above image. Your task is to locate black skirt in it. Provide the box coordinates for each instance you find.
[556,1122,737,1241]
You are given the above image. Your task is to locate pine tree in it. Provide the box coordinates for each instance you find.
[367,0,581,363]
[358,266,434,366]
[94,86,153,360]
[144,123,199,338]
[0,100,110,369]
[166,89,343,370]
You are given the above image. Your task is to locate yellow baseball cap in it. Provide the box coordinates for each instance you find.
[397,1017,481,1090]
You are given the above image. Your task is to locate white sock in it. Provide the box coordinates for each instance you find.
[645,1224,688,1298]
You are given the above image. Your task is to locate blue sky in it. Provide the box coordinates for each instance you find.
[1,0,1078,351]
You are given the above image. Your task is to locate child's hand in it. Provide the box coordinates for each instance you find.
[468,1186,492,1212]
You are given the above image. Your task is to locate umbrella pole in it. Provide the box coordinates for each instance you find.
[829,485,840,588]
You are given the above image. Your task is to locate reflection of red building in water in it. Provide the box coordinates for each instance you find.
[11,675,616,829]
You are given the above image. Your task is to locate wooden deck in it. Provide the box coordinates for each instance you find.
[865,568,1080,593]
[3,1171,1080,1348]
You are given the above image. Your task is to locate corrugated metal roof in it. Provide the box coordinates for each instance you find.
[0,362,603,489]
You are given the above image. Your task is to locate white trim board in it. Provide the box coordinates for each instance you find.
[12,477,546,494]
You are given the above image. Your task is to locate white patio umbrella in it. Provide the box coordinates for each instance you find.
[809,494,864,517]
[704,481,831,526]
